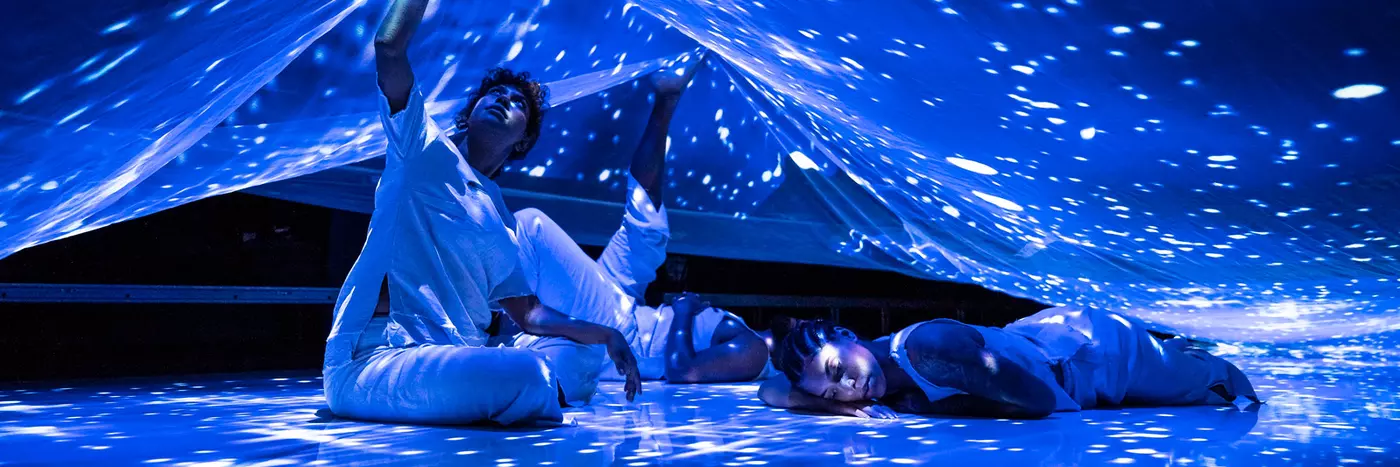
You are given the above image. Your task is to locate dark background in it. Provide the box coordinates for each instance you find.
[0,194,1045,383]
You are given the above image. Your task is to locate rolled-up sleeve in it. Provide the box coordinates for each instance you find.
[378,85,430,165]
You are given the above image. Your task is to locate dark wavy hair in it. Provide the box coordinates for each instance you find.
[454,67,548,160]
[771,318,859,383]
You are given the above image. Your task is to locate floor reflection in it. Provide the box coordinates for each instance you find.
[1,357,1396,466]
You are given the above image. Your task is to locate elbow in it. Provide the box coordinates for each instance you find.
[373,17,407,53]
[1016,383,1059,419]
[757,379,793,408]
[663,367,688,383]
[514,315,549,336]
[509,299,550,334]
[1015,403,1054,420]
[505,314,546,338]
[757,385,781,407]
[373,37,406,59]
[663,356,699,384]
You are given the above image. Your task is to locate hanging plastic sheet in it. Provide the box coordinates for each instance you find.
[4,0,1399,345]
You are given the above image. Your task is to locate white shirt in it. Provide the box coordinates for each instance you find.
[324,85,531,371]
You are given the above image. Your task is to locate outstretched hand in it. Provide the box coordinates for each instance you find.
[606,330,642,401]
[830,401,899,420]
[651,51,710,100]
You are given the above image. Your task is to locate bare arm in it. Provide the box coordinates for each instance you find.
[498,295,641,400]
[665,317,770,383]
[758,377,835,411]
[758,378,897,419]
[498,295,619,345]
[904,322,1058,419]
[374,0,429,113]
[630,96,679,202]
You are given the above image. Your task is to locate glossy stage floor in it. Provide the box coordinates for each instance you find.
[1,356,1395,466]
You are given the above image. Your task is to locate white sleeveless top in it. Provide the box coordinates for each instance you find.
[885,323,964,402]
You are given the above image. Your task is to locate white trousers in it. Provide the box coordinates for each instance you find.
[323,324,564,425]
[509,177,672,393]
[1007,307,1255,408]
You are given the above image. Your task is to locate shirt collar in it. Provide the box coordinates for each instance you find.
[439,126,487,189]
[463,161,486,189]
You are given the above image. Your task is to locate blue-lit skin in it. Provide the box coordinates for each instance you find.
[450,82,534,177]
[4,0,1400,345]
[316,0,651,429]
[662,293,772,383]
[764,310,1261,420]
[506,54,774,385]
[372,0,539,180]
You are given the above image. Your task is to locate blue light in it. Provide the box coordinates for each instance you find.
[1,0,1398,349]
[102,18,134,34]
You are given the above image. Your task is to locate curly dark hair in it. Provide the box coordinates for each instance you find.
[771,318,859,383]
[454,67,549,160]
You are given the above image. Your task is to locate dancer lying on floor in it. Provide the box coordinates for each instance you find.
[759,307,1259,419]
[596,293,777,383]
[322,0,640,426]
[501,56,776,384]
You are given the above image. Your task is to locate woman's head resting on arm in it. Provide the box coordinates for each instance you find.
[772,319,887,403]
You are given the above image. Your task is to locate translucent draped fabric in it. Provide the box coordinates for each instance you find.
[4,0,1398,344]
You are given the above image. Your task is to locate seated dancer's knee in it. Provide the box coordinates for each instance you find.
[514,208,553,236]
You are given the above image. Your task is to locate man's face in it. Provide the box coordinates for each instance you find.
[466,84,530,155]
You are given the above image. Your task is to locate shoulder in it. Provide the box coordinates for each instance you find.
[711,313,755,341]
[904,319,986,362]
[906,319,984,346]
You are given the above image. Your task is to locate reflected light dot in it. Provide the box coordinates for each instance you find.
[946,157,998,175]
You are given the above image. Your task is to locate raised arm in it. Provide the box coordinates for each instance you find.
[498,295,641,401]
[904,322,1058,419]
[374,0,430,113]
[662,295,770,383]
[632,52,708,202]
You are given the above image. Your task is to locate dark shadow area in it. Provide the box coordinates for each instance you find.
[0,303,330,382]
[0,194,336,286]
